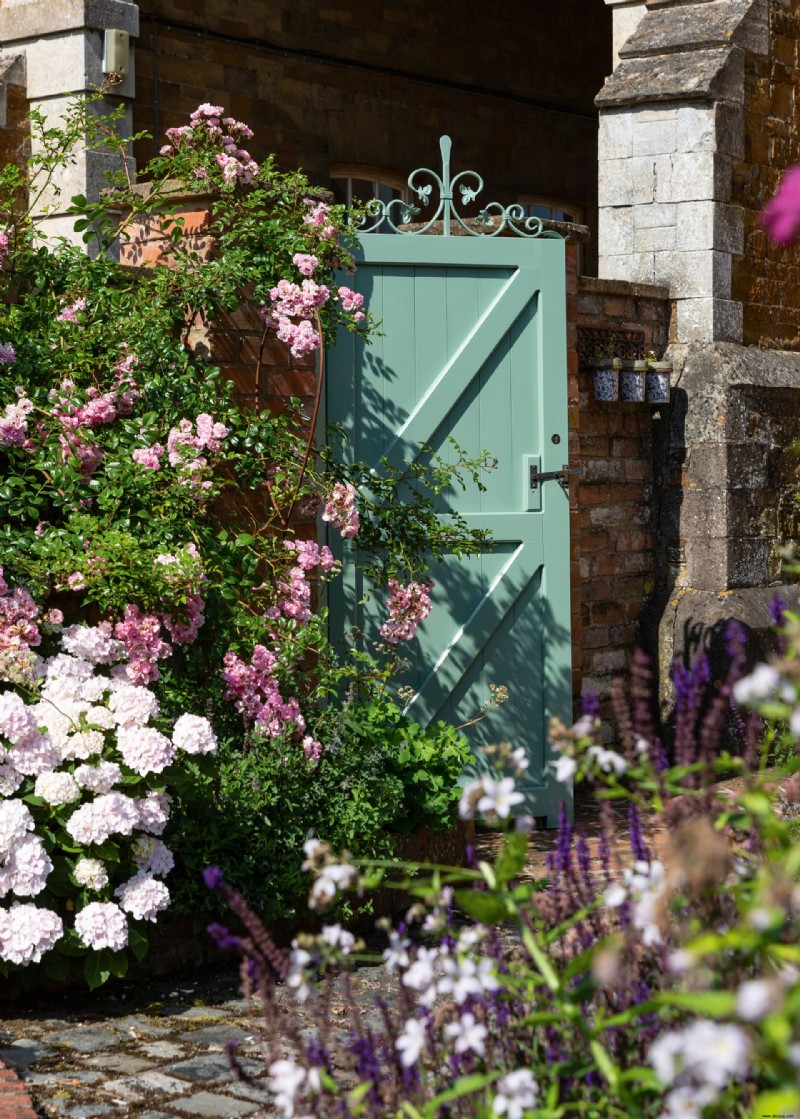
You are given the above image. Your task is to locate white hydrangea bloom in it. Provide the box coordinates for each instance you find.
[74,858,109,891]
[34,770,81,805]
[135,791,171,835]
[61,623,124,666]
[132,836,174,876]
[0,902,63,965]
[0,692,37,744]
[73,761,122,794]
[0,834,53,897]
[107,684,159,727]
[172,713,218,755]
[0,762,23,797]
[8,731,60,776]
[74,901,128,951]
[84,706,115,731]
[114,872,170,922]
[0,800,34,860]
[66,792,139,845]
[117,726,176,776]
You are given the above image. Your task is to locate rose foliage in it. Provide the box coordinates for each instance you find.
[0,96,486,983]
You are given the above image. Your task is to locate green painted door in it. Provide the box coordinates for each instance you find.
[326,232,572,825]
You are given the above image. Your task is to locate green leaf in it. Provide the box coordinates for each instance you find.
[453,889,508,924]
[84,951,111,990]
[494,831,528,885]
[754,1088,800,1118]
[589,1040,619,1088]
[42,951,72,982]
[656,990,736,1016]
[128,925,148,962]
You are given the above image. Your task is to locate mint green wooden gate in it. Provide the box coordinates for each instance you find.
[326,139,572,824]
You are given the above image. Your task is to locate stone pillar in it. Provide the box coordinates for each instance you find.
[603,0,648,69]
[595,0,768,346]
[0,0,139,245]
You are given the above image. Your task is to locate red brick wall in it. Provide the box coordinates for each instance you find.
[733,0,800,347]
[567,262,672,704]
[0,82,30,212]
[131,0,611,274]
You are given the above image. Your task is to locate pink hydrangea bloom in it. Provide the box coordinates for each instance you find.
[760,165,800,245]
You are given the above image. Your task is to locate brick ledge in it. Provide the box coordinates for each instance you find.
[0,1060,38,1119]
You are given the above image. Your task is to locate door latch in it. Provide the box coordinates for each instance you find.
[529,463,571,493]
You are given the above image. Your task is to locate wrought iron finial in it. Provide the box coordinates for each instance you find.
[355,136,565,238]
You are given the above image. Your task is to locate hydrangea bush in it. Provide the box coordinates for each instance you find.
[0,95,488,977]
[209,622,800,1119]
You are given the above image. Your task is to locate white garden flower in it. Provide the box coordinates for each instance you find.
[493,1069,539,1119]
[286,942,312,1002]
[649,1020,749,1091]
[476,776,524,819]
[0,800,34,860]
[0,834,53,897]
[320,923,355,953]
[74,858,109,891]
[115,873,170,922]
[736,978,781,1021]
[171,713,218,755]
[268,1058,308,1118]
[0,902,63,965]
[402,945,440,1001]
[732,663,793,706]
[445,1011,487,1056]
[396,1018,426,1067]
[74,901,128,951]
[34,770,81,805]
[588,745,628,774]
[383,930,411,972]
[553,754,576,783]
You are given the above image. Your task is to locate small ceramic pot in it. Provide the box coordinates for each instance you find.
[621,360,647,403]
[592,359,619,402]
[646,361,672,403]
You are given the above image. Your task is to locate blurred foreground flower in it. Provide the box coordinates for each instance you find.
[760,165,800,245]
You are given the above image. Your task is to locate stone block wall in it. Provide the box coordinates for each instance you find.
[732,0,800,347]
[566,255,672,702]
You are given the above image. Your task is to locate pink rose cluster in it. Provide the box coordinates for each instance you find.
[261,274,366,359]
[160,104,259,184]
[154,544,207,645]
[133,413,228,492]
[57,297,85,323]
[303,199,337,240]
[45,354,141,481]
[0,567,41,681]
[113,605,172,686]
[0,393,33,450]
[380,579,434,645]
[0,588,219,966]
[321,482,360,539]
[222,644,306,739]
[270,539,335,627]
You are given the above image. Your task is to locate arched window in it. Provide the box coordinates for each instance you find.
[330,167,408,232]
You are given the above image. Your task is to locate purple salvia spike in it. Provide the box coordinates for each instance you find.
[582,691,601,717]
[627,804,650,863]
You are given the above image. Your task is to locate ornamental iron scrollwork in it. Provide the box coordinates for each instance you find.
[355,136,566,239]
